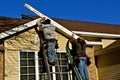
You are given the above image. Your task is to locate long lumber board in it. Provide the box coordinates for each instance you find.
[24,3,102,46]
[24,4,78,39]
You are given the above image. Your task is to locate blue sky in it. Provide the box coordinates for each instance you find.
[0,0,120,25]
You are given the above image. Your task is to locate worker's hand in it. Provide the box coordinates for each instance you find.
[40,17,46,22]
[80,37,85,40]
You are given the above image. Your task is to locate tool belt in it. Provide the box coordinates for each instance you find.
[77,53,86,57]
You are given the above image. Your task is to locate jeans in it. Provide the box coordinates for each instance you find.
[47,40,56,62]
[78,57,89,80]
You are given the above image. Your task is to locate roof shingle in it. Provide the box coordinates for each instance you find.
[0,16,29,32]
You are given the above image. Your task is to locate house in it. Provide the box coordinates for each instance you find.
[0,15,120,80]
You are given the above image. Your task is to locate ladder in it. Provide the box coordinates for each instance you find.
[41,49,63,80]
[66,40,82,80]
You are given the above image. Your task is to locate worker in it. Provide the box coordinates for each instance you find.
[36,17,57,66]
[67,37,89,80]
[76,37,89,80]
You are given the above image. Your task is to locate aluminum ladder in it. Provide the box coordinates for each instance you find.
[40,49,63,80]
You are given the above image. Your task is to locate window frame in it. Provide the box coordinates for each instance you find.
[18,50,39,80]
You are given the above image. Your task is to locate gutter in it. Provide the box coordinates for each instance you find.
[73,31,120,39]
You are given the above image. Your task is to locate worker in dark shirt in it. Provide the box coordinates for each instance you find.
[76,37,89,80]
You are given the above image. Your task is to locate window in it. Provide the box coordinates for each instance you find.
[19,51,36,80]
[19,51,70,80]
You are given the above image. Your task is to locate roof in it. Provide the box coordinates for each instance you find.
[1,16,120,35]
[53,18,120,34]
[0,16,29,32]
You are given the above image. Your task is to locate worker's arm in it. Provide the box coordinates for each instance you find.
[36,20,42,26]
[66,39,71,53]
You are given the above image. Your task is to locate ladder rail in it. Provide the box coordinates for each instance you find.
[42,50,52,80]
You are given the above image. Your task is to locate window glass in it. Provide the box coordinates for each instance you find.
[29,67,35,74]
[20,75,27,80]
[28,52,35,58]
[28,60,35,66]
[20,60,27,66]
[20,52,27,58]
[29,75,36,80]
[20,67,27,74]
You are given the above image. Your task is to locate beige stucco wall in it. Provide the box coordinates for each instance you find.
[55,32,68,51]
[87,47,99,80]
[4,28,98,80]
[4,29,38,80]
[4,29,68,80]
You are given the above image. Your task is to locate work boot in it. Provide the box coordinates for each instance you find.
[48,60,57,66]
[48,62,55,66]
